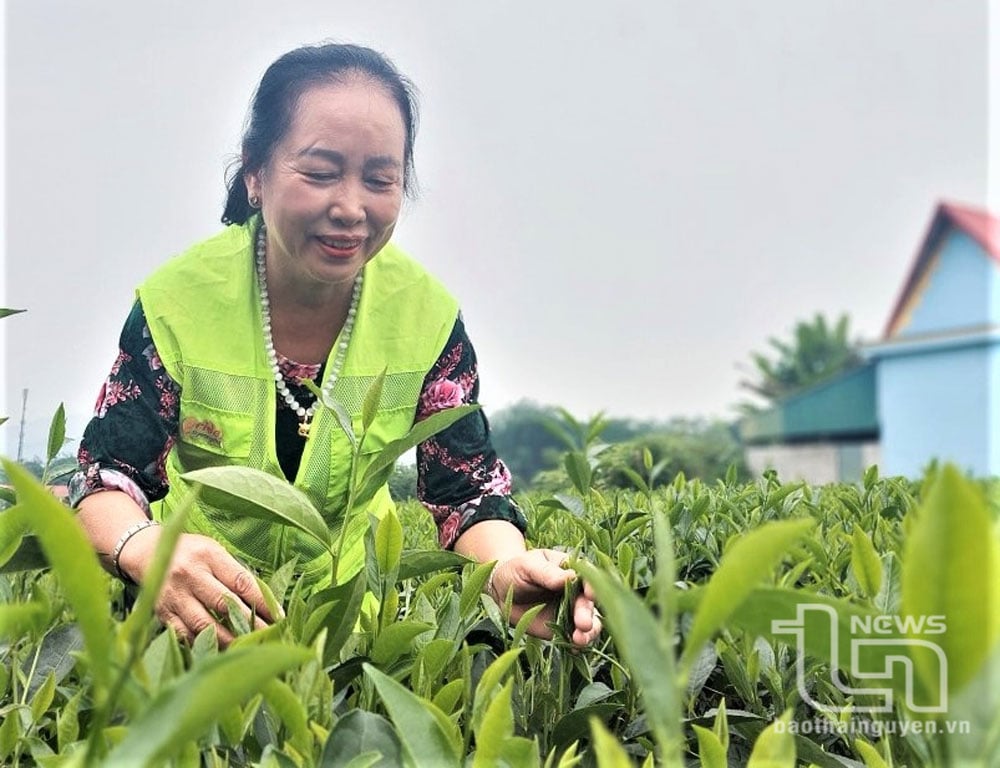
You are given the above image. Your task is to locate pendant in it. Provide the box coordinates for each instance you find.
[298,420,312,438]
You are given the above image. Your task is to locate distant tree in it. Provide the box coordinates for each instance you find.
[489,400,671,488]
[488,401,565,488]
[597,418,748,488]
[388,463,418,501]
[739,313,862,408]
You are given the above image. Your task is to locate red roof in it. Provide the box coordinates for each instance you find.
[883,201,1000,339]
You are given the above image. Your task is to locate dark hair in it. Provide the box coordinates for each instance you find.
[221,43,419,225]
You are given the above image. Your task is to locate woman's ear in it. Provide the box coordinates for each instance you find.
[245,170,260,201]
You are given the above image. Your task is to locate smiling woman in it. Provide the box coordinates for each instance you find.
[66,42,601,649]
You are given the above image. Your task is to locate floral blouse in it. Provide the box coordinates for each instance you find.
[69,301,526,550]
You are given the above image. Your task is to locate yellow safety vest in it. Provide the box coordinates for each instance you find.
[138,219,458,585]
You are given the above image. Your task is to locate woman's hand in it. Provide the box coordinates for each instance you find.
[118,527,274,647]
[489,549,602,647]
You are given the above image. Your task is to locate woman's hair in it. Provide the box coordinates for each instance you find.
[221,43,419,225]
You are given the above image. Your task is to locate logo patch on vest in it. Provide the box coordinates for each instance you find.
[181,417,223,449]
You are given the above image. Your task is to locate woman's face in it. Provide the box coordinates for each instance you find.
[247,77,407,292]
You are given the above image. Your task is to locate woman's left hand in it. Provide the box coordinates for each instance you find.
[488,549,602,647]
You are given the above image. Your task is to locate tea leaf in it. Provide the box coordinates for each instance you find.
[357,405,481,495]
[0,504,46,571]
[24,623,84,699]
[0,308,26,319]
[692,724,727,768]
[45,403,66,467]
[0,505,32,562]
[2,460,112,688]
[619,466,649,494]
[374,507,403,578]
[588,717,632,768]
[339,753,383,768]
[713,698,729,750]
[0,603,47,639]
[472,679,515,767]
[575,560,678,760]
[874,551,901,615]
[29,671,56,724]
[183,465,331,548]
[306,571,367,665]
[370,621,434,666]
[512,603,546,648]
[307,379,358,451]
[472,649,523,732]
[320,709,402,767]
[551,704,621,754]
[398,549,469,582]
[57,690,83,752]
[850,525,881,598]
[746,710,795,767]
[104,644,312,767]
[902,464,1000,699]
[361,368,387,433]
[459,561,494,617]
[0,706,21,761]
[854,739,889,768]
[564,452,592,496]
[364,663,461,767]
[432,679,465,715]
[685,641,718,701]
[263,679,311,757]
[681,519,813,674]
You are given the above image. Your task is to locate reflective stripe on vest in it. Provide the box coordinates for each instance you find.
[138,220,459,585]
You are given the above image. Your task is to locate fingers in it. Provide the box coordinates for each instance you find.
[161,604,235,647]
[212,557,274,625]
[495,549,603,647]
[154,533,271,647]
[512,549,576,594]
[571,592,603,647]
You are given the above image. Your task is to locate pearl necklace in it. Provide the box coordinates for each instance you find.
[255,224,362,437]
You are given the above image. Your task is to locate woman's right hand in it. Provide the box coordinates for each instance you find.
[117,527,274,647]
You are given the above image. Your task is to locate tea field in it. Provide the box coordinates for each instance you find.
[1,422,998,766]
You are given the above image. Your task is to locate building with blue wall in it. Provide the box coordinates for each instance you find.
[741,201,999,481]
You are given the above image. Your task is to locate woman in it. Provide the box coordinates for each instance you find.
[70,43,600,648]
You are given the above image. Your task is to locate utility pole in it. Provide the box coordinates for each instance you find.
[16,388,27,463]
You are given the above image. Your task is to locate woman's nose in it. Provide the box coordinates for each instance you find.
[328,180,365,225]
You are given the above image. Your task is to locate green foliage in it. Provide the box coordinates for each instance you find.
[387,463,417,501]
[902,465,1000,701]
[488,400,568,486]
[489,399,696,488]
[740,312,862,407]
[1,388,998,768]
[597,418,748,488]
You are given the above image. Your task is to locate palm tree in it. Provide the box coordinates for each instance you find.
[739,313,861,408]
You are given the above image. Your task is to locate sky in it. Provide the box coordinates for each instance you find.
[1,0,993,459]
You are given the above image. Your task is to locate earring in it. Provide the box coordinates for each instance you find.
[248,193,261,209]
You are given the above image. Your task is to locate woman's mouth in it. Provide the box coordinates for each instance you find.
[316,236,364,258]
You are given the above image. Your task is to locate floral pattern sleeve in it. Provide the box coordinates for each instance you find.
[416,315,527,549]
[68,301,180,509]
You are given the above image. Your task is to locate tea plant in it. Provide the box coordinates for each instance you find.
[1,392,998,766]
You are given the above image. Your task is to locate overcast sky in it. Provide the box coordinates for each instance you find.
[1,1,993,458]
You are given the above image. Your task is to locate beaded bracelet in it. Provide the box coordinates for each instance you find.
[110,519,161,582]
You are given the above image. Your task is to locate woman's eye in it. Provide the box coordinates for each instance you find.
[304,170,338,181]
[366,178,396,189]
